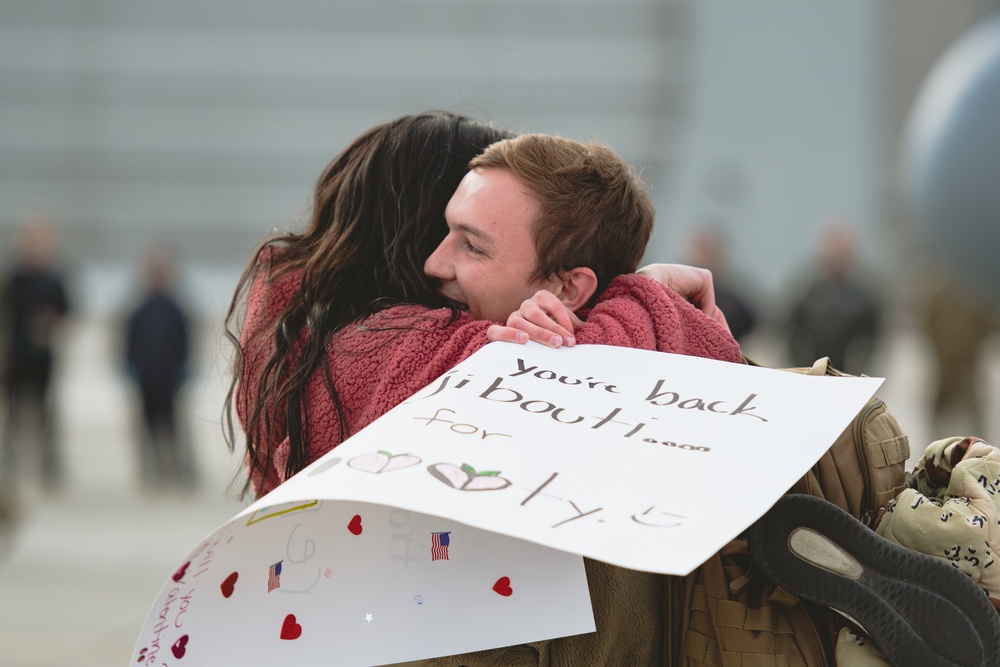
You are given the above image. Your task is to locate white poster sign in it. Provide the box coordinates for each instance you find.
[134,343,882,665]
[133,502,592,667]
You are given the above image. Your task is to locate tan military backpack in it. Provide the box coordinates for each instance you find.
[679,356,910,667]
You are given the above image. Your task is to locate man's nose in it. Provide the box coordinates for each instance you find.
[423,238,451,280]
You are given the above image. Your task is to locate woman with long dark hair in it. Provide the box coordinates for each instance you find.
[224,111,516,497]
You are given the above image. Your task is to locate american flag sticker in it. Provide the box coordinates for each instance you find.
[431,532,450,561]
[268,561,283,592]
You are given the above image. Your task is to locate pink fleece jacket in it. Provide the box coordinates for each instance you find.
[238,259,741,497]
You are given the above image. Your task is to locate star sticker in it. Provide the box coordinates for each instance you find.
[364,613,374,623]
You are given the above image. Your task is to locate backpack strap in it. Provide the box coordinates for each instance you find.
[683,548,827,667]
[690,583,797,633]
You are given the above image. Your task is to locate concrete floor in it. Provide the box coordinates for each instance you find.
[0,316,997,667]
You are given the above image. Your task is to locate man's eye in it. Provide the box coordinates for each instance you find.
[464,241,484,256]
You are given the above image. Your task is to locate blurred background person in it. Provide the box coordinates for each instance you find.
[0,213,71,490]
[785,219,884,375]
[681,221,758,344]
[921,266,999,441]
[124,247,194,490]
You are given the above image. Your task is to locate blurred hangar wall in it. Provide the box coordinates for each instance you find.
[0,0,996,316]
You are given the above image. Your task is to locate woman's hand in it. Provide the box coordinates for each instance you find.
[486,290,582,348]
[637,263,730,332]
[487,264,731,347]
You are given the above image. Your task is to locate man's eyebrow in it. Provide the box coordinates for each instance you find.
[452,222,494,245]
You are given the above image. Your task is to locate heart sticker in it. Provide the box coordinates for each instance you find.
[280,614,302,640]
[348,515,363,536]
[492,576,513,597]
[172,561,190,583]
[220,572,238,598]
[171,634,189,658]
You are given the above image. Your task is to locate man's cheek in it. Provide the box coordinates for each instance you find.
[462,271,490,319]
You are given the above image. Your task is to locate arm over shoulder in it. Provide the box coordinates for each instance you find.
[577,274,741,362]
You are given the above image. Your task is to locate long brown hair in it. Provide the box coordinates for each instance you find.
[223,111,515,497]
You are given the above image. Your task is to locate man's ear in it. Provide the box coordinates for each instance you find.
[552,267,598,312]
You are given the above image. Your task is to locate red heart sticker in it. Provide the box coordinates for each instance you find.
[280,614,302,640]
[172,561,190,582]
[492,576,513,597]
[348,515,363,536]
[171,634,189,658]
[220,571,238,598]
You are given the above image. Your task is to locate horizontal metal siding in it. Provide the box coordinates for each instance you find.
[0,0,689,268]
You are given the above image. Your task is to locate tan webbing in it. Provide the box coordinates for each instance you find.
[691,584,796,633]
[867,434,909,468]
[768,586,800,610]
[685,631,808,667]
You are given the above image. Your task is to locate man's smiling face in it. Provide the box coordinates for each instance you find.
[424,167,558,323]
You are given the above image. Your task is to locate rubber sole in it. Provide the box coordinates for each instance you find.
[748,494,1000,667]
